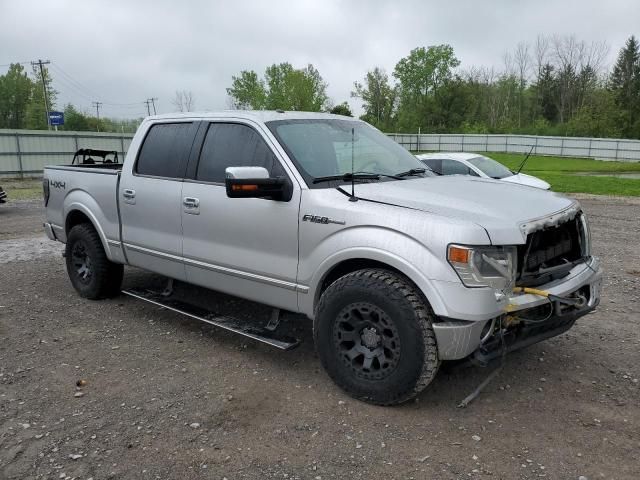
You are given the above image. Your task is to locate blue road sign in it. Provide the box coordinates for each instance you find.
[49,111,64,126]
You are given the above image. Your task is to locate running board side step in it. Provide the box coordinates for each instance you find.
[122,288,300,351]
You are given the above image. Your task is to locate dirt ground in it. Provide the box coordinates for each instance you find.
[0,195,638,480]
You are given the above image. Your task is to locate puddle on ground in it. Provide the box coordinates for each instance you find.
[571,172,640,179]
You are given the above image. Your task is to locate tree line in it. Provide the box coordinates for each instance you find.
[2,34,639,138]
[227,34,640,139]
[0,63,143,133]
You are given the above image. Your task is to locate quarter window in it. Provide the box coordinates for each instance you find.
[197,123,284,183]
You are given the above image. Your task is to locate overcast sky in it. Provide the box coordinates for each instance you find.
[2,0,639,119]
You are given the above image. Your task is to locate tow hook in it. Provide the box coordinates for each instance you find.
[549,292,587,308]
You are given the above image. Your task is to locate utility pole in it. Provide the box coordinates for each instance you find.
[149,97,158,115]
[31,59,51,130]
[92,101,103,132]
[144,99,152,116]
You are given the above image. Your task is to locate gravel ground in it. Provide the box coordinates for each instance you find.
[0,196,639,480]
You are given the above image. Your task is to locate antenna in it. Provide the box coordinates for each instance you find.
[516,145,535,174]
[349,127,357,202]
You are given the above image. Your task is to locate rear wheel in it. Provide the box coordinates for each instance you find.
[314,269,439,405]
[65,223,123,299]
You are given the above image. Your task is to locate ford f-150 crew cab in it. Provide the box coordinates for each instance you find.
[43,111,602,405]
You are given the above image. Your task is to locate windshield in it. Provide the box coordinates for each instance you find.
[467,155,513,179]
[266,119,432,187]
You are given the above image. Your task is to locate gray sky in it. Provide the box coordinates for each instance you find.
[2,0,638,119]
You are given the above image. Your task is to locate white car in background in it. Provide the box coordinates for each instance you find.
[417,152,551,190]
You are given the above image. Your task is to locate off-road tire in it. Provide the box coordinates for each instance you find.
[314,269,439,405]
[65,223,123,300]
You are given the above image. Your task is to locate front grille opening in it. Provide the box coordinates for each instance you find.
[516,215,585,287]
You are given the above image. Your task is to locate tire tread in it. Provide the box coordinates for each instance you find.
[65,223,123,300]
[315,268,439,405]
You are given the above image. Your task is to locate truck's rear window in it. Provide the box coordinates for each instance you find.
[136,123,193,178]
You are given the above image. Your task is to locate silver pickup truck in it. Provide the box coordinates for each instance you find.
[43,111,602,405]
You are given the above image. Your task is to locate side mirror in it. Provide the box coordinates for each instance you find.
[225,166,291,201]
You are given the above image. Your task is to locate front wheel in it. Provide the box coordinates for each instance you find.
[314,269,439,405]
[65,223,123,300]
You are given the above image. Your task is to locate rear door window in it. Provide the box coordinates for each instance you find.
[196,123,285,183]
[136,123,194,178]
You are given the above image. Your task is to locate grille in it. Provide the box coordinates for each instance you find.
[517,215,584,286]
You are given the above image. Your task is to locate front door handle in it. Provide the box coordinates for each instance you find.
[183,196,200,215]
[183,197,199,208]
[122,188,136,204]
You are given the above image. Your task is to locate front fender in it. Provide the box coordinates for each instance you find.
[301,246,452,320]
[298,225,459,319]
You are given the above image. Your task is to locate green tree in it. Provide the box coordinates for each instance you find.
[393,45,460,131]
[565,89,620,137]
[0,63,34,128]
[227,63,328,111]
[61,103,90,131]
[329,102,352,116]
[532,63,558,122]
[226,70,266,109]
[351,67,397,130]
[610,35,640,137]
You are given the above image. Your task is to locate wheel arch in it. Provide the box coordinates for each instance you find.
[307,250,447,319]
[63,204,111,260]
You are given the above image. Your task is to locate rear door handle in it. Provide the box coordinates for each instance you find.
[183,196,200,214]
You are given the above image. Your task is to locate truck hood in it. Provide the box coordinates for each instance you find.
[352,176,578,244]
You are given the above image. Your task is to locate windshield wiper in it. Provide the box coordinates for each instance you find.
[312,173,380,184]
[395,168,427,178]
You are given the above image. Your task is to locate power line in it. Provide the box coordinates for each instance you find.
[31,59,51,131]
[52,73,94,102]
[0,61,31,68]
[54,75,143,115]
[8,59,151,120]
[144,99,152,116]
[50,62,142,107]
[49,63,97,100]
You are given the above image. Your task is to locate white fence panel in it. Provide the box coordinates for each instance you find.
[0,129,134,177]
[388,133,640,162]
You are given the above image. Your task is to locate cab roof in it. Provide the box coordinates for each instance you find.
[144,110,359,124]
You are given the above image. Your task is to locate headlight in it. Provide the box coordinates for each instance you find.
[447,244,517,291]
[578,213,591,256]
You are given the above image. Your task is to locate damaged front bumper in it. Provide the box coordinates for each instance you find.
[433,256,602,361]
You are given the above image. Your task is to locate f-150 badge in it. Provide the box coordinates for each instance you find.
[302,214,345,225]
